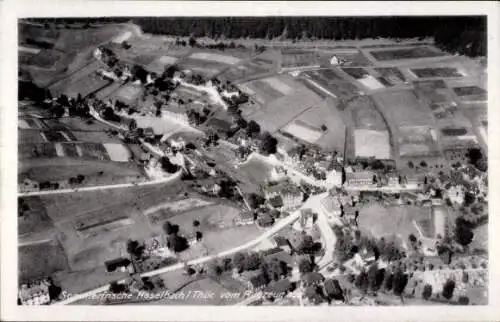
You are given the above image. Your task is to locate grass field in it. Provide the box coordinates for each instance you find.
[238,156,274,184]
[358,204,433,242]
[19,239,69,283]
[248,86,322,133]
[369,46,446,61]
[410,67,463,78]
[398,125,438,157]
[282,121,323,144]
[247,79,285,104]
[19,157,144,184]
[354,129,391,159]
[375,67,406,86]
[189,52,242,65]
[18,196,55,236]
[371,90,431,128]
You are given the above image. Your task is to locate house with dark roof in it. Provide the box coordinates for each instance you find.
[273,236,292,254]
[264,279,294,298]
[257,213,274,227]
[262,248,294,268]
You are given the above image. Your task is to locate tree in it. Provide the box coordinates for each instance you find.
[126,239,145,259]
[355,271,369,294]
[297,234,315,254]
[259,132,278,155]
[167,234,189,252]
[454,217,474,247]
[458,296,470,305]
[408,161,414,169]
[442,279,456,300]
[392,269,408,296]
[420,160,428,168]
[236,117,247,129]
[248,193,265,209]
[408,234,417,244]
[163,221,176,235]
[422,284,433,300]
[109,281,126,294]
[193,220,200,227]
[246,120,261,138]
[195,231,203,241]
[463,192,476,206]
[189,36,197,47]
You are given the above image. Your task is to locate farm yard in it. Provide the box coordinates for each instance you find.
[368,46,447,61]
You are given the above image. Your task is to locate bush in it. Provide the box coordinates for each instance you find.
[442,279,456,300]
[458,296,470,305]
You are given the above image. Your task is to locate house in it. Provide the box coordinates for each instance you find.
[235,211,255,226]
[105,257,133,273]
[144,127,155,139]
[304,285,324,305]
[18,279,51,305]
[93,48,103,60]
[302,272,325,287]
[263,181,303,210]
[447,185,465,205]
[168,136,186,150]
[269,166,287,182]
[386,172,399,187]
[330,55,340,66]
[345,168,375,187]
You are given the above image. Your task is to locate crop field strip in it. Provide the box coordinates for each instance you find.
[369,46,447,61]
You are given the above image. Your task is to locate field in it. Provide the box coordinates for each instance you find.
[102,143,132,162]
[19,157,144,185]
[369,46,446,61]
[282,121,324,144]
[280,50,319,68]
[18,118,47,130]
[238,156,274,184]
[357,75,385,90]
[49,62,111,98]
[358,204,433,242]
[18,196,55,236]
[413,80,452,107]
[43,117,112,132]
[410,67,463,79]
[245,79,285,105]
[354,129,391,159]
[113,84,143,104]
[19,130,47,144]
[146,55,179,74]
[347,96,387,131]
[302,69,361,101]
[398,126,439,157]
[145,198,215,224]
[375,67,406,85]
[453,86,487,102]
[130,115,203,138]
[299,101,346,152]
[342,67,369,80]
[247,86,322,133]
[219,62,271,83]
[19,239,69,283]
[25,50,64,68]
[371,90,431,128]
[189,52,242,65]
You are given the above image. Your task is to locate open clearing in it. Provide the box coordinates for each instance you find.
[103,143,132,162]
[347,96,387,131]
[282,121,323,144]
[375,67,406,85]
[369,46,446,61]
[238,155,274,184]
[354,129,391,159]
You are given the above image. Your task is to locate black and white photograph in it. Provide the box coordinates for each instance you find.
[1,1,499,321]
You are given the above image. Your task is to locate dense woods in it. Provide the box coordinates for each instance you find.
[23,16,486,57]
[132,16,486,57]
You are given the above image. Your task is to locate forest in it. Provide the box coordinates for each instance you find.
[22,16,486,57]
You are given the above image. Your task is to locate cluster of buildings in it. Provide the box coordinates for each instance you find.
[18,279,52,305]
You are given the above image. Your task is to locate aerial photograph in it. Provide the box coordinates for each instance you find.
[17,16,487,306]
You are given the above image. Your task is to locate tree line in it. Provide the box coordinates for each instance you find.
[132,16,486,57]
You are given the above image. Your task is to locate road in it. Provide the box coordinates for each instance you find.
[18,171,182,197]
[55,209,301,305]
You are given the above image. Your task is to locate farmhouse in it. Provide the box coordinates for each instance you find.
[344,166,376,187]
